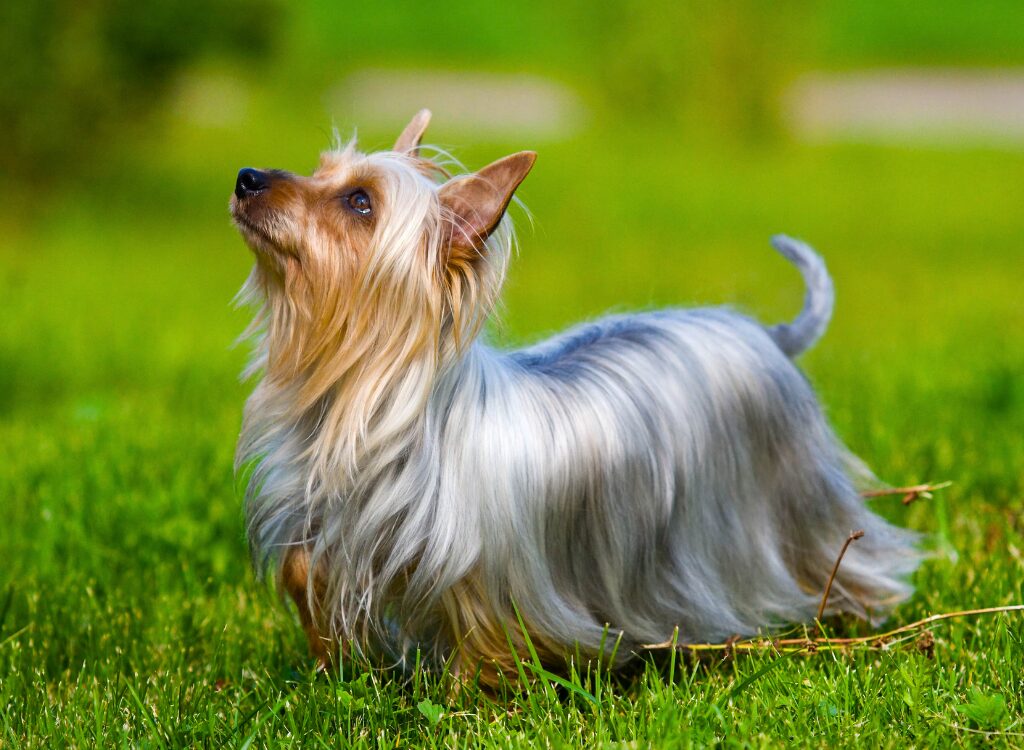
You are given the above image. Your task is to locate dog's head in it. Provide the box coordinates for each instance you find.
[231,111,535,386]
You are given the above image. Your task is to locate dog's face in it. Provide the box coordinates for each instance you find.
[230,155,378,270]
[230,110,535,402]
[231,147,437,288]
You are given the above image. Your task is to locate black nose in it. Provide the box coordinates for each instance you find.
[235,168,269,198]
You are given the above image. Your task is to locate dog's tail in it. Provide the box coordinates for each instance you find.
[765,234,834,357]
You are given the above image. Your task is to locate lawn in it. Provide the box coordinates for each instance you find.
[1,114,1021,746]
[1,2,1023,744]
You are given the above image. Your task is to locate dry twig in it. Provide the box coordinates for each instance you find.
[817,529,865,624]
[641,605,1024,653]
[638,478,1015,658]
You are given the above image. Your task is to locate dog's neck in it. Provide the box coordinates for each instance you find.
[242,298,447,484]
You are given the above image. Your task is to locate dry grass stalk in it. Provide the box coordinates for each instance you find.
[861,481,952,505]
[816,529,865,624]
[641,605,1024,654]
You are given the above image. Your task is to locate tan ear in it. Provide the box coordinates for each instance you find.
[439,151,536,252]
[393,109,432,155]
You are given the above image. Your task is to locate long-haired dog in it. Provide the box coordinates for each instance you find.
[230,110,919,687]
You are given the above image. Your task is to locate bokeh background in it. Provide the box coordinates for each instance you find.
[1,1,1022,744]
[2,1,1023,397]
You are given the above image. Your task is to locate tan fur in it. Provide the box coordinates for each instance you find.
[280,547,335,666]
[233,132,536,681]
[236,149,446,481]
[393,108,432,155]
[440,575,566,691]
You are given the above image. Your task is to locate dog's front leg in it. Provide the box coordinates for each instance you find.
[280,546,339,668]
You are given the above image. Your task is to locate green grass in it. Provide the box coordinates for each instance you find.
[1,121,1022,746]
[2,21,1024,741]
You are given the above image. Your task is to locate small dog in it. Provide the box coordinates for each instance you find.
[230,110,919,686]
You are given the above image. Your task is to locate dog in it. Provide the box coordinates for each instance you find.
[230,109,919,688]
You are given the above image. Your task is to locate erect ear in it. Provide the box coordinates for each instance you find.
[438,151,536,254]
[393,109,432,155]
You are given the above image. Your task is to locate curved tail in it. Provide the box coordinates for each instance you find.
[765,235,834,357]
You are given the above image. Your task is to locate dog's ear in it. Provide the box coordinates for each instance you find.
[439,151,536,254]
[393,109,432,155]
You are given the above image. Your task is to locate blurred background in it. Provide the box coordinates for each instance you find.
[0,0,1021,681]
[2,0,1023,387]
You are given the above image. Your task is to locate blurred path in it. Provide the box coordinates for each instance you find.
[786,69,1024,147]
[330,70,587,141]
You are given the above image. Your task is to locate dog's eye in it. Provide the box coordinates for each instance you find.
[345,190,372,216]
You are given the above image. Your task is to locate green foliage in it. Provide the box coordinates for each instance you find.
[296,0,810,137]
[581,0,808,138]
[957,688,1009,731]
[0,0,280,180]
[822,0,1024,65]
[417,698,444,726]
[286,0,1024,139]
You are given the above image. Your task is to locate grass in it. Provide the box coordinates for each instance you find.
[1,42,1023,748]
[2,125,1022,747]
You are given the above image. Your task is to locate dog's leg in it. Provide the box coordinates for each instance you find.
[281,547,336,668]
[442,576,563,693]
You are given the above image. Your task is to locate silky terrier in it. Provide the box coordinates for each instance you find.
[230,110,919,687]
